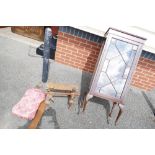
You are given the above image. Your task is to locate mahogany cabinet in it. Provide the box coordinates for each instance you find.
[82,28,146,124]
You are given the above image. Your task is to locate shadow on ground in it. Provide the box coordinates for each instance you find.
[18,106,60,129]
[39,107,60,129]
[18,70,110,129]
[78,71,111,124]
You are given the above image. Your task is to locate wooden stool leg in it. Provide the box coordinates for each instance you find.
[82,93,93,112]
[68,90,76,109]
[109,102,117,117]
[115,104,124,126]
[68,95,74,109]
[28,101,46,129]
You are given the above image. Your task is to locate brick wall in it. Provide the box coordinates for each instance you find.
[55,31,102,72]
[55,27,155,91]
[131,57,155,90]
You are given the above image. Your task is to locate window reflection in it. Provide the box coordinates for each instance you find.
[96,38,137,98]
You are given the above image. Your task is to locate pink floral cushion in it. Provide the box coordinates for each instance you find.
[12,88,46,120]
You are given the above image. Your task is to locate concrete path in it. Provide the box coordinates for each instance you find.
[0,30,155,129]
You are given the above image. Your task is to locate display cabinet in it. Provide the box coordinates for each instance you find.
[82,28,146,124]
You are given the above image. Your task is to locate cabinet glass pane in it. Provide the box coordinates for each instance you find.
[96,38,137,98]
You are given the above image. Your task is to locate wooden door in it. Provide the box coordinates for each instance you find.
[11,26,44,41]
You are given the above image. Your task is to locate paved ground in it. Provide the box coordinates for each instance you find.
[0,30,155,129]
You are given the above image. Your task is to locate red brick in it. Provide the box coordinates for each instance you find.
[63,33,75,40]
[56,58,65,62]
[97,43,102,48]
[84,48,93,53]
[70,52,78,57]
[89,57,97,62]
[68,39,80,45]
[139,57,144,61]
[78,49,90,56]
[58,35,68,42]
[133,82,143,86]
[91,42,99,47]
[85,46,95,52]
[66,53,77,59]
[141,66,151,71]
[149,79,155,84]
[79,42,91,48]
[75,37,87,43]
[74,53,83,58]
[150,68,155,72]
[67,46,77,52]
[62,41,74,47]
[77,57,87,63]
[56,48,62,53]
[143,58,154,64]
[58,31,64,36]
[133,74,139,78]
[142,81,152,85]
[91,46,101,51]
[64,60,75,65]
[74,62,84,67]
[147,64,155,69]
[135,72,145,76]
[132,78,140,82]
[136,68,143,73]
[86,59,95,64]
[57,43,67,49]
[74,44,85,50]
[95,50,101,55]
[86,40,97,46]
[137,61,147,66]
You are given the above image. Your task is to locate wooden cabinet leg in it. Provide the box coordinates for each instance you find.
[82,93,93,112]
[109,102,117,117]
[115,104,124,125]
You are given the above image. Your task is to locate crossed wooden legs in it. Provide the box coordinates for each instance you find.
[28,83,79,129]
[81,92,124,125]
[28,93,77,129]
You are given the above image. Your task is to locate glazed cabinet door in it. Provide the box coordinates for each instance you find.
[90,35,142,101]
